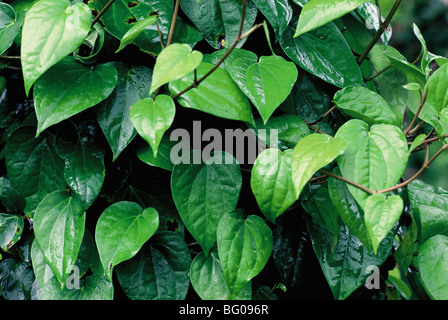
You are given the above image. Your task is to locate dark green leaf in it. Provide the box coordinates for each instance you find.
[0,259,34,300]
[0,213,24,251]
[252,0,292,41]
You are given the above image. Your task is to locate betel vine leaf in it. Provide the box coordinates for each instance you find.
[2,0,448,302]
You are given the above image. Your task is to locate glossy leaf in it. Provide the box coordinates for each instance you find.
[169,62,254,125]
[89,0,173,55]
[291,133,347,199]
[130,95,176,157]
[190,247,251,300]
[418,235,448,300]
[308,219,393,300]
[33,190,85,285]
[96,64,153,161]
[95,202,159,281]
[33,57,118,136]
[0,177,25,212]
[0,3,24,55]
[116,15,158,53]
[251,148,295,223]
[418,205,448,244]
[5,126,66,217]
[294,0,368,37]
[137,135,177,171]
[116,231,191,300]
[0,259,34,300]
[335,119,408,208]
[228,55,298,124]
[0,213,24,251]
[21,0,92,95]
[217,209,273,299]
[252,0,292,41]
[281,21,364,88]
[55,121,105,211]
[364,194,403,254]
[150,43,203,94]
[333,86,399,126]
[171,151,242,255]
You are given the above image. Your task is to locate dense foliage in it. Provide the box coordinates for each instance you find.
[1,0,448,300]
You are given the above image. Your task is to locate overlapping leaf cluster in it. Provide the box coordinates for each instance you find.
[1,0,448,301]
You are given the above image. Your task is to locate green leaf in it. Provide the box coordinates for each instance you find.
[418,205,448,244]
[5,126,66,217]
[0,259,34,300]
[169,62,254,125]
[291,133,347,199]
[96,63,153,161]
[0,213,24,251]
[251,148,296,223]
[412,23,430,75]
[335,119,409,208]
[0,3,25,55]
[95,202,159,280]
[55,121,105,211]
[21,0,92,95]
[217,209,273,299]
[33,57,118,136]
[328,167,372,252]
[308,218,393,300]
[130,95,175,157]
[364,194,403,254]
[409,134,426,154]
[150,43,203,95]
[294,0,368,37]
[228,55,298,124]
[33,190,85,285]
[252,0,292,41]
[116,231,191,300]
[190,247,251,300]
[137,135,177,171]
[73,23,105,65]
[333,86,399,126]
[171,151,242,255]
[116,15,158,53]
[0,177,25,212]
[89,0,173,56]
[418,235,448,300]
[281,21,364,88]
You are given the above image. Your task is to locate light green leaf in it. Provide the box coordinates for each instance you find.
[418,235,448,300]
[291,133,347,199]
[251,148,296,223]
[333,86,399,126]
[130,95,175,157]
[21,0,92,95]
[409,134,426,154]
[171,151,242,255]
[150,43,203,94]
[335,119,408,208]
[33,57,118,136]
[190,247,251,300]
[228,55,298,124]
[169,62,254,125]
[116,15,158,53]
[217,209,273,299]
[294,0,368,37]
[95,202,159,281]
[364,194,403,254]
[33,190,85,285]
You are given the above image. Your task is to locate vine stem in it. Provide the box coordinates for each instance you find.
[91,0,117,27]
[0,55,20,60]
[404,89,427,136]
[166,0,180,47]
[357,0,402,65]
[170,0,264,100]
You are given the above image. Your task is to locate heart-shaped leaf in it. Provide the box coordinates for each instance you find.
[364,194,403,254]
[291,133,347,199]
[130,95,176,157]
[33,190,85,285]
[21,0,92,95]
[169,62,254,125]
[95,202,159,280]
[251,148,296,223]
[171,151,242,255]
[34,57,118,136]
[217,209,273,299]
[228,55,298,124]
[334,119,409,208]
[418,235,448,300]
[294,0,368,37]
[150,43,203,94]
